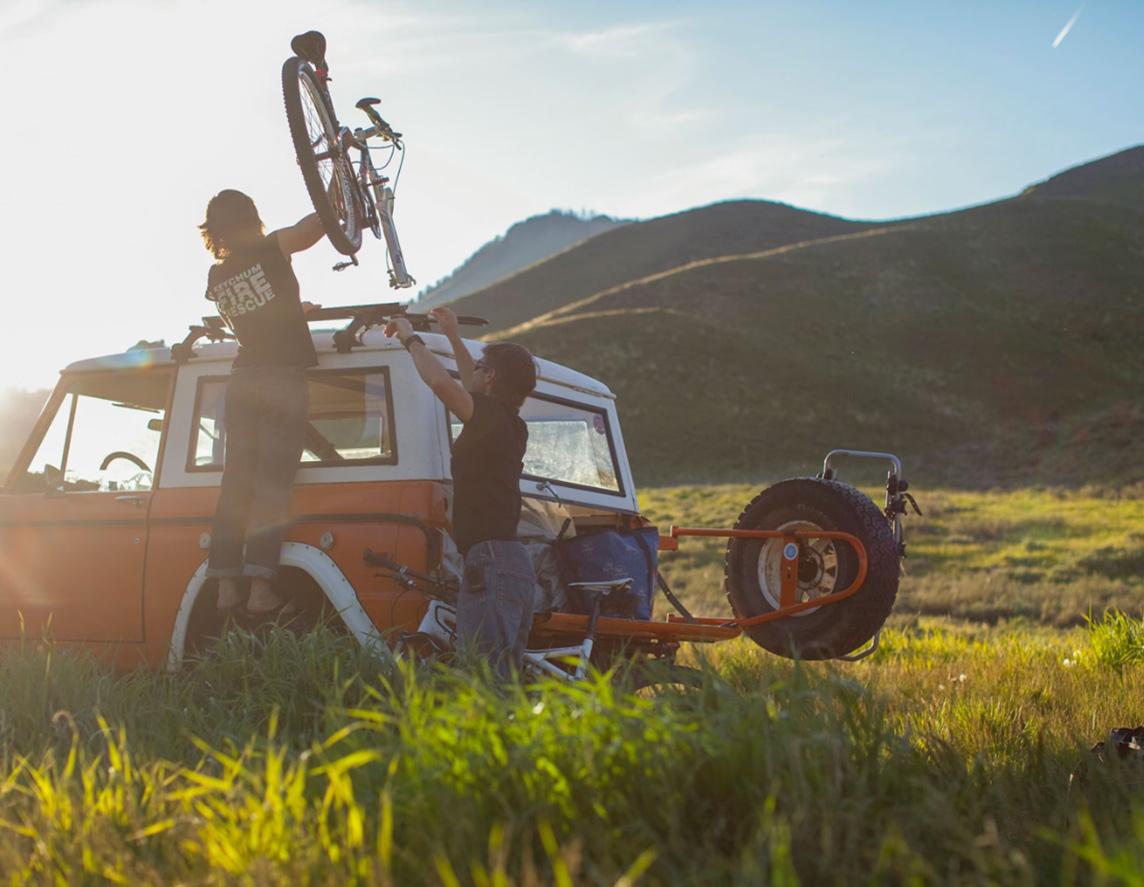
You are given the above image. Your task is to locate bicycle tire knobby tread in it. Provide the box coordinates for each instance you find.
[723,477,899,660]
[282,56,362,256]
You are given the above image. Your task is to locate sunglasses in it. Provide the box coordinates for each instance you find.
[473,360,493,372]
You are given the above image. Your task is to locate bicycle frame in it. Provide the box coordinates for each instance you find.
[347,115,414,290]
[299,50,415,289]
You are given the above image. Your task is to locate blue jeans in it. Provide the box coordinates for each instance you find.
[207,365,309,581]
[456,540,536,680]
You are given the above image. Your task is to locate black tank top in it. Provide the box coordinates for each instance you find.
[451,393,528,555]
[205,232,318,368]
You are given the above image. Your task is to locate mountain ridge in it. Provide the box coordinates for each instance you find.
[462,145,1144,488]
[413,209,628,310]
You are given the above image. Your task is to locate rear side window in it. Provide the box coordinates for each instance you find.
[450,393,622,495]
[190,369,397,470]
[521,397,621,494]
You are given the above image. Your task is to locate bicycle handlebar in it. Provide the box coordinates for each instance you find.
[354,98,402,146]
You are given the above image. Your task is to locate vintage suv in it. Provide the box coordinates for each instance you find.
[0,305,909,671]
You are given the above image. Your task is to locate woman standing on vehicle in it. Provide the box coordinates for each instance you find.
[385,308,538,680]
[198,189,325,619]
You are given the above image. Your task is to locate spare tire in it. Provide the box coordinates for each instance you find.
[724,478,899,660]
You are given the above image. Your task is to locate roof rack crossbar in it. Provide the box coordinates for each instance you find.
[173,304,488,361]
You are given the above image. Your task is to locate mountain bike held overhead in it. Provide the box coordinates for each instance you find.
[283,30,415,287]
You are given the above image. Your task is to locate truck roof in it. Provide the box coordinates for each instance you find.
[63,330,615,398]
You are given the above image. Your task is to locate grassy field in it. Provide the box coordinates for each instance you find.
[1,621,1143,885]
[1,485,1143,884]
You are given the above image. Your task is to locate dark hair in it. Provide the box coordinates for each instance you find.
[482,342,537,409]
[199,190,265,259]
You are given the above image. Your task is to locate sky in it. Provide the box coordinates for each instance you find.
[0,0,1141,390]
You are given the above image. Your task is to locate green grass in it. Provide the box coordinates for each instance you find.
[1,622,1144,884]
[3,483,1144,883]
[1088,610,1144,673]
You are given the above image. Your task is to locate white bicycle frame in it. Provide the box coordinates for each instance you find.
[405,581,635,682]
[346,122,414,290]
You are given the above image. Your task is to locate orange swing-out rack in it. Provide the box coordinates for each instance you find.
[528,526,868,647]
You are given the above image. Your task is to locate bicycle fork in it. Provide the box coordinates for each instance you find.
[373,181,414,290]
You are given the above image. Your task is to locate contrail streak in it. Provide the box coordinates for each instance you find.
[1052,5,1084,48]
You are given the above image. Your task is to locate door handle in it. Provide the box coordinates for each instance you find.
[115,495,148,509]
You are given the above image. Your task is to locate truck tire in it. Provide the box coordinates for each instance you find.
[724,478,899,660]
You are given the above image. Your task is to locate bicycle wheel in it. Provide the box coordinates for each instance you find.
[282,56,362,255]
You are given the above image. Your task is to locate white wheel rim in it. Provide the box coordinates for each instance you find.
[755,519,840,617]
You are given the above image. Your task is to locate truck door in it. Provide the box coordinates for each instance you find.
[0,368,171,644]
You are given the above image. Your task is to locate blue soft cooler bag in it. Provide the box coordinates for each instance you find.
[557,527,658,620]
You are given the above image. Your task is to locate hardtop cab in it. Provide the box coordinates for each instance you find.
[0,308,641,668]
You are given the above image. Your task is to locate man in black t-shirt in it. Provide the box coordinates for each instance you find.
[199,189,325,621]
[385,308,538,679]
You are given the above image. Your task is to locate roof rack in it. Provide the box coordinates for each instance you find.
[171,316,234,364]
[171,303,488,362]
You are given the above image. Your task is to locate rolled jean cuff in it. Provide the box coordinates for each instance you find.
[205,566,243,578]
[242,564,277,581]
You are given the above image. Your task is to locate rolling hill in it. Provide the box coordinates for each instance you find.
[412,210,627,310]
[454,147,1144,489]
[440,200,879,331]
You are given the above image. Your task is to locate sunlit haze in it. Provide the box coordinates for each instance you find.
[1,0,1141,390]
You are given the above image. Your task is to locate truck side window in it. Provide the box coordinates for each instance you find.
[10,371,170,493]
[449,394,622,494]
[191,369,397,470]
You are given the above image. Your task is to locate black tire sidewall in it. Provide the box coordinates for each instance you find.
[282,57,362,256]
[725,478,899,660]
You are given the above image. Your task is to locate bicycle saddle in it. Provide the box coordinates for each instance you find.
[291,30,328,68]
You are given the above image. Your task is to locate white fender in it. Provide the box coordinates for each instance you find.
[166,541,393,670]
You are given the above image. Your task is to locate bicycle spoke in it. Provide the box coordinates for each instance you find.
[296,79,355,224]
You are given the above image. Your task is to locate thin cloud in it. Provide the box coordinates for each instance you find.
[548,20,700,138]
[1052,5,1084,48]
[625,134,901,220]
[556,22,680,59]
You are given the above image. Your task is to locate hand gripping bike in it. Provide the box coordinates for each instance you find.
[283,31,414,288]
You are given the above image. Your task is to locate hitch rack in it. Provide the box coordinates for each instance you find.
[665,527,868,629]
[532,526,872,655]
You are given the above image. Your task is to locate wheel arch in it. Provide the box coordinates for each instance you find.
[165,541,388,670]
